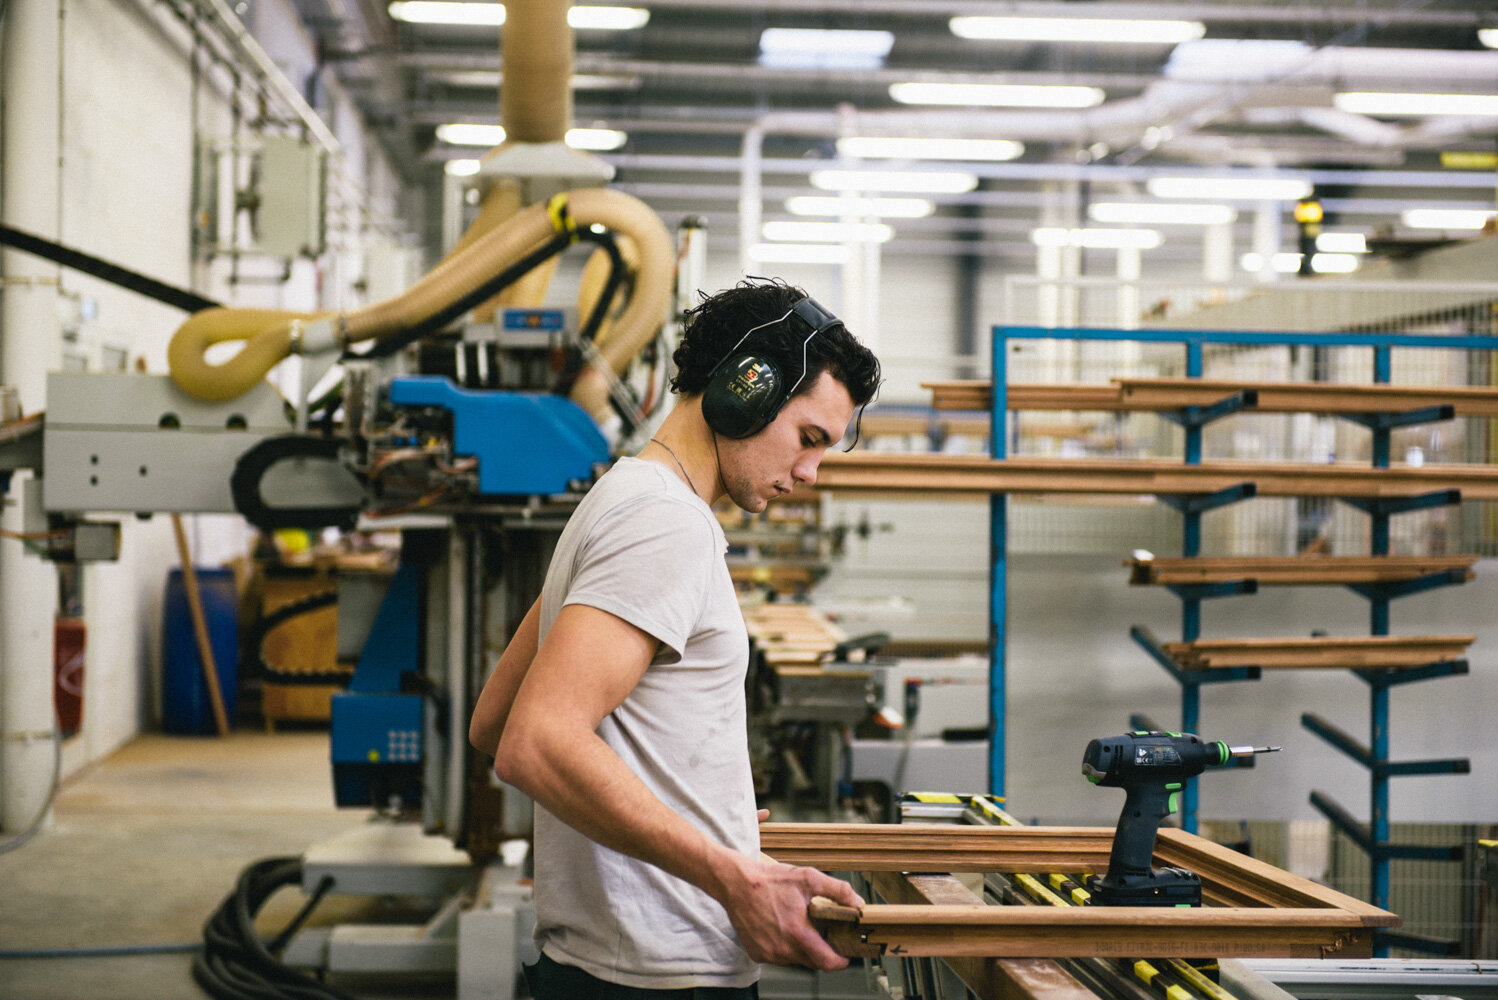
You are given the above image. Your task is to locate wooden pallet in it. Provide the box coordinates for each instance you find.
[813,451,1498,500]
[1126,554,1478,587]
[760,823,1397,961]
[1159,634,1473,670]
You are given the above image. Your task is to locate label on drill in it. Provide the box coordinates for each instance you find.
[1135,745,1181,764]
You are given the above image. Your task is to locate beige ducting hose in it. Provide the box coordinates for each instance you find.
[501,0,571,144]
[166,188,673,415]
[576,233,640,349]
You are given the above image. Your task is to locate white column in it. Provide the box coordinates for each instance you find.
[1115,247,1141,330]
[1,0,64,834]
[1252,200,1282,284]
[737,124,764,277]
[1203,221,1233,283]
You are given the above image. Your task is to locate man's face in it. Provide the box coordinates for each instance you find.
[717,371,855,513]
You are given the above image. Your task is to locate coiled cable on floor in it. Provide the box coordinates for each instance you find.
[193,855,351,1000]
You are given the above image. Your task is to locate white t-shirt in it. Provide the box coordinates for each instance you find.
[532,457,759,990]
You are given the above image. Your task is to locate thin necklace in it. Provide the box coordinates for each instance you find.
[649,438,699,499]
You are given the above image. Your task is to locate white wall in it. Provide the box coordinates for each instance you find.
[0,0,412,830]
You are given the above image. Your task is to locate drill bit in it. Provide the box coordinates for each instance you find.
[1227,744,1281,758]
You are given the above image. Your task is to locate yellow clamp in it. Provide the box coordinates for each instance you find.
[547,193,579,241]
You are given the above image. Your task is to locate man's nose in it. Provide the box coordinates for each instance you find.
[792,453,819,486]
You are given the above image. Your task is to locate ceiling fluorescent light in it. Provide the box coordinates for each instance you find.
[389,3,649,29]
[1334,91,1498,117]
[390,2,503,25]
[1089,202,1237,225]
[436,123,625,150]
[763,221,893,243]
[1240,252,1303,273]
[566,127,626,150]
[810,169,978,194]
[950,16,1204,45]
[785,196,933,218]
[445,159,481,177]
[1315,232,1367,253]
[437,123,505,146]
[1310,253,1359,274]
[1147,176,1312,201]
[747,243,853,265]
[890,82,1104,108]
[1481,28,1498,49]
[1401,208,1495,230]
[759,28,894,70]
[1032,227,1162,250]
[836,136,1024,162]
[570,6,649,30]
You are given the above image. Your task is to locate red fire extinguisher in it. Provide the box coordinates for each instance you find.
[54,617,86,736]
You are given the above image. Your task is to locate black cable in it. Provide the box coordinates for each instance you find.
[0,223,221,313]
[193,856,362,1000]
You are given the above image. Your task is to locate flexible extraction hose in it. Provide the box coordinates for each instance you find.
[166,187,673,423]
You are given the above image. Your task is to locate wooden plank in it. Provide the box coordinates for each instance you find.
[1161,635,1472,670]
[761,823,1115,874]
[807,901,1382,959]
[813,451,1498,500]
[1128,554,1478,586]
[867,871,1098,1000]
[924,378,1498,417]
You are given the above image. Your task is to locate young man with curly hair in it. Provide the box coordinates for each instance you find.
[471,278,881,998]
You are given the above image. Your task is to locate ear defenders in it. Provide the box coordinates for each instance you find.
[700,295,841,439]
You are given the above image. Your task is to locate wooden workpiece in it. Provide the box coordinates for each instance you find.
[1127,554,1479,587]
[923,378,1498,417]
[814,451,1498,500]
[741,603,847,671]
[761,823,1396,961]
[1159,634,1473,670]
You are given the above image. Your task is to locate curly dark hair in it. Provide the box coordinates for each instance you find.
[670,278,882,412]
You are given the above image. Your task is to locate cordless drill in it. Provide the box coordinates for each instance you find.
[1081,731,1280,907]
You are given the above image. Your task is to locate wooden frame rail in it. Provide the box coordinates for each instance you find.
[1159,635,1473,670]
[761,823,1396,960]
[924,379,1498,417]
[814,451,1498,500]
[1127,554,1478,587]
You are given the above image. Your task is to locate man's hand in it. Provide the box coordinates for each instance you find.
[716,854,865,971]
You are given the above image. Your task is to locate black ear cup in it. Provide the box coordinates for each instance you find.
[701,355,784,439]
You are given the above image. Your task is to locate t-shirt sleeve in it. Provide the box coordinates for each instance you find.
[561,496,717,662]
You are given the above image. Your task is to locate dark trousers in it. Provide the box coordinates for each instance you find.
[525,951,759,1000]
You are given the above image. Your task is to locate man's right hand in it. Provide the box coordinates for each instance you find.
[714,853,865,971]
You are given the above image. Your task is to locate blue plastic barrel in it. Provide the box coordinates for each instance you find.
[162,568,239,734]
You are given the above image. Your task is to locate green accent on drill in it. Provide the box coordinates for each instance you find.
[1086,773,1101,784]
[1168,790,1180,813]
[1214,741,1229,765]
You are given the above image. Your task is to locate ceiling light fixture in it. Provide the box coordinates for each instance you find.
[785,196,934,218]
[388,3,649,30]
[1310,253,1360,274]
[747,243,853,265]
[445,159,481,177]
[810,169,978,194]
[759,28,894,70]
[1088,202,1237,225]
[835,136,1024,162]
[1315,232,1368,253]
[889,82,1104,108]
[1481,28,1498,49]
[1334,91,1498,117]
[1401,208,1495,230]
[1031,227,1162,250]
[762,221,894,243]
[1146,176,1312,201]
[1240,252,1302,274]
[950,15,1204,45]
[437,123,626,150]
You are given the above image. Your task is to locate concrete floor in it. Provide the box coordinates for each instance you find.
[0,731,871,1000]
[0,730,442,1000]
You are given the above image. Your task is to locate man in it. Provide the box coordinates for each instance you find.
[469,278,882,998]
